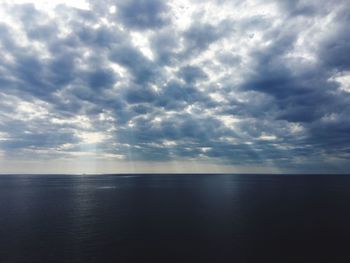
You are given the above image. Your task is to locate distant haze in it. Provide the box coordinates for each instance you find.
[0,0,349,174]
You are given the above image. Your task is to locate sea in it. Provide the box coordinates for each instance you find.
[1,174,350,262]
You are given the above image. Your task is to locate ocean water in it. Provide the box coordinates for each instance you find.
[1,174,350,262]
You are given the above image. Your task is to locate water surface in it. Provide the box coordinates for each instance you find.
[1,174,350,262]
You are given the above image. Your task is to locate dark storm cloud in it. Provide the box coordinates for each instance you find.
[123,114,215,144]
[0,0,350,172]
[76,26,122,48]
[109,45,160,84]
[154,79,215,111]
[150,28,180,65]
[0,131,77,151]
[178,65,207,84]
[235,1,350,168]
[11,3,59,41]
[182,20,232,58]
[319,11,350,71]
[116,0,170,30]
[86,68,117,89]
[277,0,317,17]
[239,20,345,122]
[124,86,157,104]
[0,102,80,154]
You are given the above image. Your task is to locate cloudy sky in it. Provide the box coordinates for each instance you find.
[0,0,349,174]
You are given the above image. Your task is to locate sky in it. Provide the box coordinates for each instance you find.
[0,0,349,174]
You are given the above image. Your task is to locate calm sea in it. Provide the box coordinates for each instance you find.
[1,174,350,262]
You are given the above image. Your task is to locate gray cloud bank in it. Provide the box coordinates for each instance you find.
[0,0,350,173]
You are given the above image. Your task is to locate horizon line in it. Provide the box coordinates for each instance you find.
[1,172,350,176]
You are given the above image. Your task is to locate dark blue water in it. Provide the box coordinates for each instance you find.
[1,174,350,262]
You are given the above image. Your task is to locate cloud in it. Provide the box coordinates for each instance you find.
[0,0,350,173]
[116,0,170,30]
[319,11,350,71]
[177,65,208,84]
[109,44,160,84]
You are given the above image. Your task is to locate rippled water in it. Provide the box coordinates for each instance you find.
[1,174,350,262]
